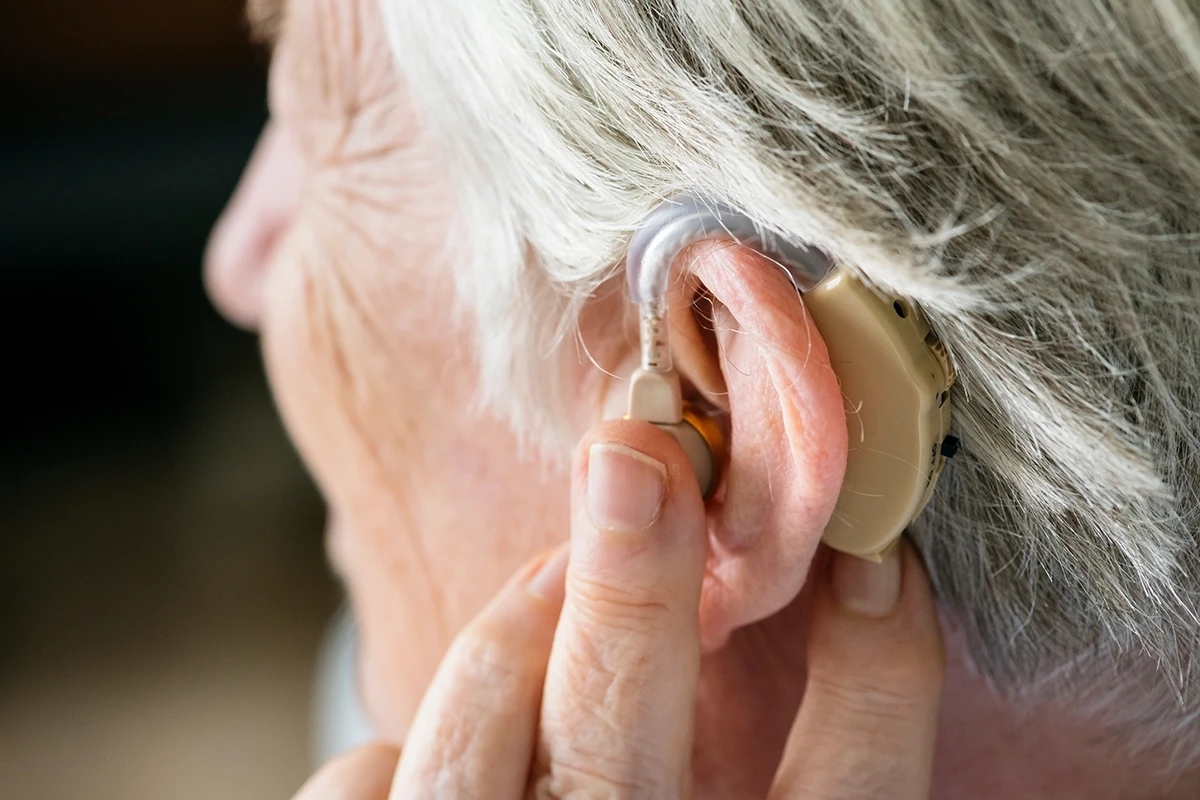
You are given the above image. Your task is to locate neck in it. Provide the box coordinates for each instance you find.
[689,605,1200,800]
[930,629,1200,800]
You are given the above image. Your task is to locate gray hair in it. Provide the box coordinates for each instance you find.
[383,0,1200,754]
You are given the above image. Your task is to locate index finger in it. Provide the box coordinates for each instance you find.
[534,420,709,798]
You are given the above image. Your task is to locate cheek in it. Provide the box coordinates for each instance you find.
[257,0,581,740]
[258,211,572,739]
[259,224,409,515]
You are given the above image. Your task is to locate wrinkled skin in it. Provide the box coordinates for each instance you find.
[206,0,856,763]
[208,0,573,735]
[205,1,1200,798]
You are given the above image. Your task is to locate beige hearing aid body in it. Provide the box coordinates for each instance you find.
[625,195,955,561]
[801,271,954,559]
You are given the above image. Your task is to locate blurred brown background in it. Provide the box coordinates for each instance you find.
[0,2,341,798]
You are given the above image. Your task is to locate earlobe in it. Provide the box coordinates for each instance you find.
[667,241,848,651]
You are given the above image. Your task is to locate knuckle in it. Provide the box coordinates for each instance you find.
[568,573,677,632]
[447,622,543,694]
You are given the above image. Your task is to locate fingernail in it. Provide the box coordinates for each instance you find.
[831,545,902,618]
[527,547,569,604]
[587,443,666,531]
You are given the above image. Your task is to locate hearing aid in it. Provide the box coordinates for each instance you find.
[625,194,956,561]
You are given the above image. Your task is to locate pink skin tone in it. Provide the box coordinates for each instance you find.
[206,0,1200,797]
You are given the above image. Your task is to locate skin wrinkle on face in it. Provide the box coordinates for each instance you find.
[205,0,1200,796]
[259,0,469,732]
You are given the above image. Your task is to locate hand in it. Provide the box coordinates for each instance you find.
[294,420,945,799]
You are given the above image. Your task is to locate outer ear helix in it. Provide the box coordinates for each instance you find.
[623,194,956,560]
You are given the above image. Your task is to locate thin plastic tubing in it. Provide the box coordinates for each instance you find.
[626,193,834,373]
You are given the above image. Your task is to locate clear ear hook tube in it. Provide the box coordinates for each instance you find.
[626,194,834,381]
[626,195,834,303]
[622,194,835,497]
[624,194,834,427]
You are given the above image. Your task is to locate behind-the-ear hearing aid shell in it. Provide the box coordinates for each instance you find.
[804,272,954,559]
[625,194,955,561]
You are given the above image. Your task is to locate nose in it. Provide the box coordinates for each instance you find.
[205,121,306,330]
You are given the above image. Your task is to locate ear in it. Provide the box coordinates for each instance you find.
[669,241,848,652]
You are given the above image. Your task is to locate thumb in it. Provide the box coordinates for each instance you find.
[770,543,945,799]
[536,419,708,798]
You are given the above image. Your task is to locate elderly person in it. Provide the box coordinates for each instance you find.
[205,0,1200,797]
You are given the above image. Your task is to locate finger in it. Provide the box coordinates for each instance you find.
[293,743,400,800]
[390,546,569,800]
[536,419,708,798]
[769,542,944,800]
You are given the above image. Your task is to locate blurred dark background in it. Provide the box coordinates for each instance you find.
[0,2,340,798]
